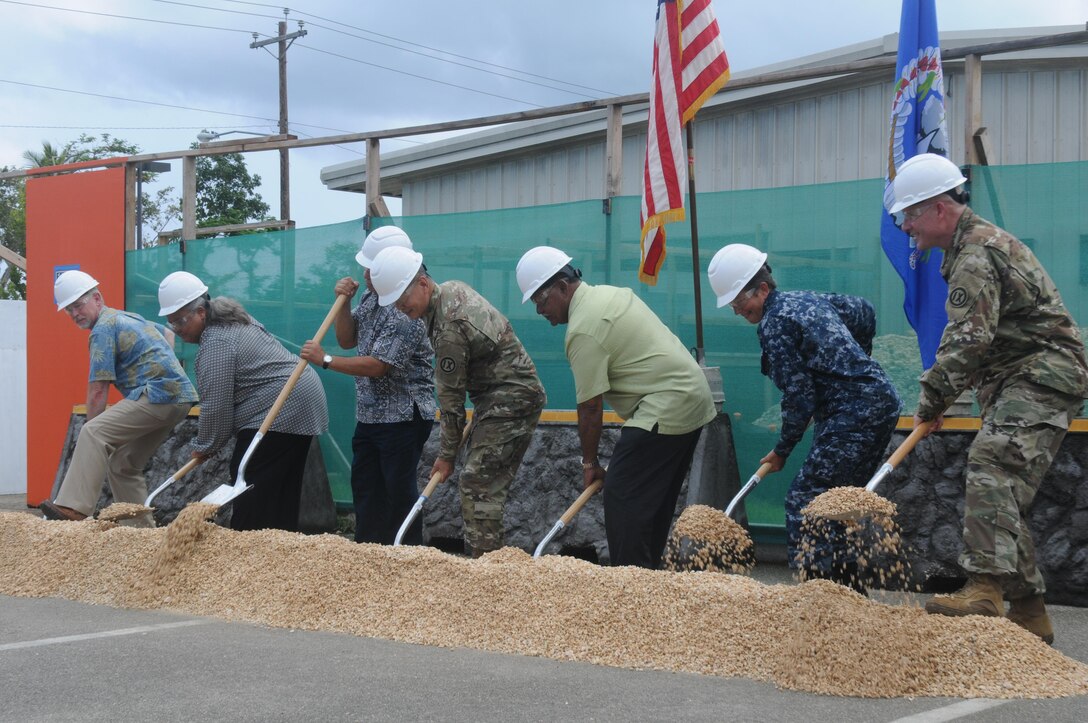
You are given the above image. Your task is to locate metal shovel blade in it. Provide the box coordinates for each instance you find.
[393,498,425,547]
[145,458,201,507]
[532,520,565,559]
[725,462,774,519]
[201,481,253,507]
[393,471,445,546]
[532,479,603,559]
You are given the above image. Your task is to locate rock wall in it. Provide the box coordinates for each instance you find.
[877,429,1088,606]
[52,414,336,533]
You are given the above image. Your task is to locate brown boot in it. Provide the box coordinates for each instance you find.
[38,501,88,521]
[1007,595,1054,645]
[925,574,1003,617]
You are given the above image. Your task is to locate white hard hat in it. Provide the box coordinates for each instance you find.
[707,244,768,308]
[889,153,966,213]
[370,245,424,307]
[54,269,99,311]
[356,225,413,268]
[516,246,573,303]
[157,270,209,316]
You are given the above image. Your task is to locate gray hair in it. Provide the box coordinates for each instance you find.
[180,295,251,326]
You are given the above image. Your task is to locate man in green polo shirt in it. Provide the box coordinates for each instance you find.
[516,246,715,569]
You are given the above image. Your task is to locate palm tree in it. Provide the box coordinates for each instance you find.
[22,141,78,169]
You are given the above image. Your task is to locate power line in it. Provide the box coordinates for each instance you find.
[0,0,264,35]
[291,20,600,99]
[3,0,599,111]
[0,79,358,135]
[296,44,544,109]
[147,0,616,97]
[0,124,270,130]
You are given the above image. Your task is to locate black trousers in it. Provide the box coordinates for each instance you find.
[228,429,313,532]
[604,425,703,569]
[351,410,434,544]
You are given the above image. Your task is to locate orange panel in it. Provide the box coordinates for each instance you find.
[26,167,127,504]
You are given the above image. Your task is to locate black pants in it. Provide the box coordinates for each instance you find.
[228,429,313,532]
[351,409,434,544]
[604,425,703,569]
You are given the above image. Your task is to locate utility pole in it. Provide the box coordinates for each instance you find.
[251,13,307,222]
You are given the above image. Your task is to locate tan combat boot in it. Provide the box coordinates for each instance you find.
[1006,595,1054,645]
[924,574,1003,617]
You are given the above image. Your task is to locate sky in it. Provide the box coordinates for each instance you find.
[0,0,1084,234]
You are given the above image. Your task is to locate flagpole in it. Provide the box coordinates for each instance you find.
[685,122,705,363]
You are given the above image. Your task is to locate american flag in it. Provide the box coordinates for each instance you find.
[639,0,730,285]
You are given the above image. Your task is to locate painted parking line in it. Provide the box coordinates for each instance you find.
[0,620,211,652]
[889,699,1010,722]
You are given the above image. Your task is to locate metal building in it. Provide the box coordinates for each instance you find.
[320,25,1088,215]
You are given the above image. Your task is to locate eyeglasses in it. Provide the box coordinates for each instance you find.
[64,295,95,315]
[729,288,755,311]
[902,203,937,223]
[168,310,197,331]
[531,283,556,307]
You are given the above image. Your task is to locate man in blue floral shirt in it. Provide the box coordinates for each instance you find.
[302,227,436,544]
[39,271,197,525]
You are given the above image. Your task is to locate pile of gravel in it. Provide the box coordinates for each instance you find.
[2,510,1085,699]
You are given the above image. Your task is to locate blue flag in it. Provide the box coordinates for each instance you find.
[881,0,950,370]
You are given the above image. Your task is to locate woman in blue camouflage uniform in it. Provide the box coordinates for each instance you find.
[708,244,901,590]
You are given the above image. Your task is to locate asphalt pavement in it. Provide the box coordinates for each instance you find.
[2,494,1087,722]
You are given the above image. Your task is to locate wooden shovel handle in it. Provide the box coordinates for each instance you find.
[887,421,934,469]
[257,294,349,436]
[753,461,774,480]
[173,457,201,480]
[420,471,445,498]
[560,480,603,525]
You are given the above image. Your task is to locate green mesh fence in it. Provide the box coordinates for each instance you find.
[126,160,1088,533]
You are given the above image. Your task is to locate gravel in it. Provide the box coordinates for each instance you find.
[2,509,1086,699]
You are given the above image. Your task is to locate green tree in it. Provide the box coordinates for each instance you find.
[0,167,27,300]
[21,140,79,168]
[195,151,271,233]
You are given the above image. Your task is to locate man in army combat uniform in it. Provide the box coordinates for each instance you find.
[369,245,545,557]
[892,153,1088,644]
[516,246,715,570]
[706,243,901,591]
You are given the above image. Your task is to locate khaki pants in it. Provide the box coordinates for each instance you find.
[55,395,192,520]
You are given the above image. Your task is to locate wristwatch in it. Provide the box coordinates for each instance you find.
[322,354,333,370]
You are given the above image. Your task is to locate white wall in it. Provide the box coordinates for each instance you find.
[0,300,27,495]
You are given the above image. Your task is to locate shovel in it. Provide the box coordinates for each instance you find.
[816,421,934,522]
[724,462,774,519]
[391,419,474,546]
[201,294,349,507]
[145,458,201,507]
[392,471,446,546]
[532,480,603,559]
[95,453,204,523]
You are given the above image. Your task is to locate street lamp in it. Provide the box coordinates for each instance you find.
[195,129,291,223]
[196,129,270,143]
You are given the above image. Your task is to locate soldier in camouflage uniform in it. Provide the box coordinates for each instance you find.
[893,154,1088,644]
[371,246,546,557]
[709,245,901,590]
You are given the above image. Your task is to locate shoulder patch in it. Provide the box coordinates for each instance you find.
[949,287,969,308]
[439,356,457,374]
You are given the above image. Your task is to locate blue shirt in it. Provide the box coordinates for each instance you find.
[757,290,900,458]
[88,307,198,404]
[352,291,437,424]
